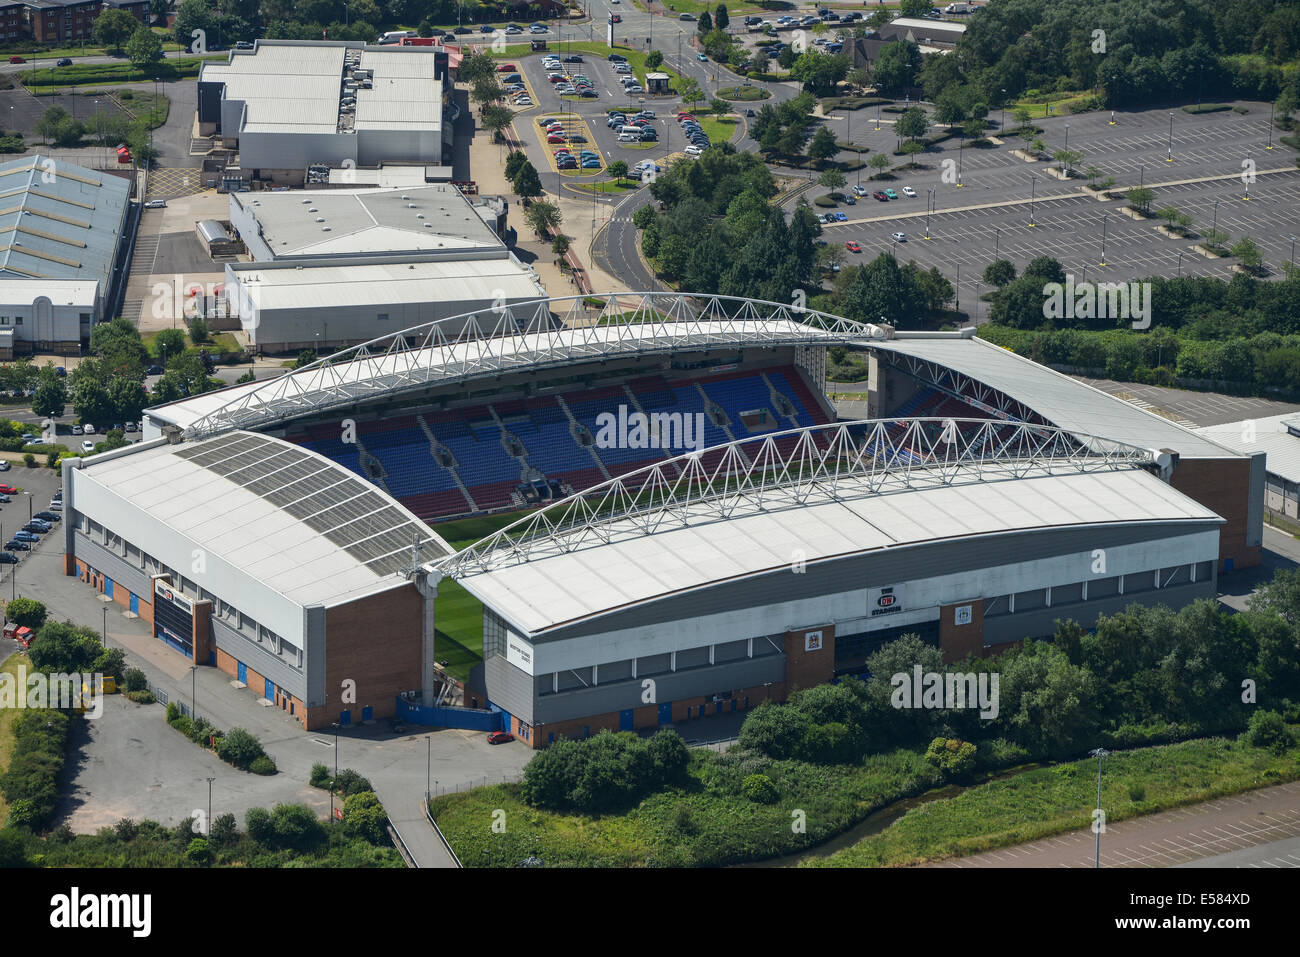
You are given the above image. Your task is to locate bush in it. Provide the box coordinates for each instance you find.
[520,730,660,813]
[245,807,273,844]
[309,762,332,788]
[184,836,213,866]
[124,690,155,704]
[269,803,326,851]
[215,727,265,769]
[1128,782,1147,802]
[249,755,277,776]
[22,452,34,468]
[113,818,137,841]
[1243,710,1296,754]
[924,737,978,781]
[741,773,780,804]
[209,812,237,846]
[342,791,389,845]
[165,701,179,723]
[122,667,146,693]
[0,710,71,831]
[6,597,46,629]
[332,768,373,797]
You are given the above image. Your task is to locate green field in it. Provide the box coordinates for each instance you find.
[697,115,739,143]
[574,179,642,194]
[430,509,533,680]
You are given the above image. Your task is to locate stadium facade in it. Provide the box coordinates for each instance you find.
[60,295,1263,740]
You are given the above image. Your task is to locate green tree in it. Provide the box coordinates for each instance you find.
[646,50,664,70]
[606,159,629,185]
[872,38,921,95]
[6,598,47,630]
[983,258,1016,287]
[1231,237,1264,273]
[524,199,562,238]
[154,327,188,365]
[698,10,713,34]
[32,379,66,418]
[897,106,928,141]
[1053,147,1083,175]
[818,167,846,194]
[714,4,729,31]
[480,104,514,143]
[93,8,140,54]
[900,139,924,166]
[1126,186,1155,215]
[215,728,265,769]
[808,126,839,167]
[512,161,543,202]
[899,0,932,16]
[173,0,215,50]
[868,152,891,178]
[125,25,164,71]
[677,76,704,107]
[341,790,388,844]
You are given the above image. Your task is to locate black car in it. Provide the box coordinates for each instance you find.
[607,53,627,62]
[442,33,456,41]
[34,511,60,523]
[453,25,472,33]
[567,134,588,143]
[5,540,29,551]
[0,552,16,564]
[146,365,164,376]
[23,521,49,534]
[564,54,583,62]
[56,57,73,66]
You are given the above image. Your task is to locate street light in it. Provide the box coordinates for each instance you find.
[1267,101,1275,150]
[1028,173,1037,226]
[1166,111,1174,162]
[191,665,197,720]
[1177,250,1184,277]
[206,777,216,835]
[1099,213,1108,266]
[1290,235,1296,267]
[999,88,1005,132]
[1090,748,1110,868]
[994,225,1000,260]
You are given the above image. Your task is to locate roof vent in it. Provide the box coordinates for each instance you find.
[315,217,324,222]
[301,198,310,204]
[416,213,424,219]
[322,226,332,232]
[308,207,318,212]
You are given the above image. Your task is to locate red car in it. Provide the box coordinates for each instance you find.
[845,241,862,253]
[8,56,24,64]
[547,134,565,143]
[496,63,517,72]
[488,731,515,745]
[0,484,16,495]
[872,190,888,201]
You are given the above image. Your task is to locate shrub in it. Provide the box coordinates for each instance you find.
[332,768,373,797]
[165,701,179,723]
[245,807,273,844]
[6,597,46,630]
[1243,709,1296,754]
[741,773,779,804]
[209,812,237,846]
[124,690,155,704]
[215,727,265,769]
[309,762,331,788]
[249,755,277,776]
[22,452,34,468]
[1128,783,1147,802]
[184,836,213,866]
[269,803,326,851]
[122,667,146,693]
[113,818,137,841]
[924,737,978,781]
[342,791,389,845]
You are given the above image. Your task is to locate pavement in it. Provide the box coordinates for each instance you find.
[931,780,1300,868]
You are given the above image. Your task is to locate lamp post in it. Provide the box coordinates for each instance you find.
[191,665,197,720]
[101,606,107,650]
[1166,111,1173,162]
[1064,122,1069,152]
[1090,748,1110,868]
[426,737,432,800]
[999,88,1005,132]
[1290,235,1296,267]
[206,776,215,834]
[1099,213,1108,266]
[955,263,960,312]
[330,721,340,821]
[1267,101,1275,150]
[1028,173,1037,226]
[925,188,933,240]
[1212,198,1219,238]
[994,225,1000,260]
[956,134,963,187]
[1177,250,1184,277]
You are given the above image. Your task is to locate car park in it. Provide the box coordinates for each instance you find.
[845,241,862,252]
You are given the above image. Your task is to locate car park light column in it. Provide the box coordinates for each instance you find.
[418,571,441,708]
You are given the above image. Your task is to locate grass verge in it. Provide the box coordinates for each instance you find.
[0,652,32,824]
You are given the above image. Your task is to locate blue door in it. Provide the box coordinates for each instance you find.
[237,661,247,684]
[129,593,138,614]
[340,709,351,726]
[361,705,373,722]
[209,651,216,666]
[715,701,723,715]
[104,577,114,599]
[619,708,634,731]
[582,725,590,739]
[658,701,672,725]
[730,698,737,712]
[265,678,275,702]
[1225,558,1234,572]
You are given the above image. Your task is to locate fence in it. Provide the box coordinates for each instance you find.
[396,697,503,731]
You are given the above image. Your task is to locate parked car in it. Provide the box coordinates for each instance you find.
[8,56,24,64]
[564,54,583,62]
[902,186,917,198]
[679,13,696,20]
[845,241,862,252]
[891,231,908,242]
[15,531,39,542]
[23,522,50,535]
[488,731,515,744]
[0,461,8,471]
[852,185,868,197]
[34,511,59,523]
[872,190,888,201]
[0,493,11,502]
[884,188,899,199]
[0,484,18,495]
[81,440,96,454]
[684,145,704,156]
[0,553,17,564]
[5,540,30,551]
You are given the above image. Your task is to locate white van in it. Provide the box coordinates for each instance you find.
[617,131,639,142]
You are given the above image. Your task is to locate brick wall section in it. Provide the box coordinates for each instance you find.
[191,599,212,666]
[1170,457,1261,571]
[939,599,984,664]
[783,623,835,695]
[318,583,424,731]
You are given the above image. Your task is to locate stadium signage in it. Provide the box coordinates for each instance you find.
[154,580,193,613]
[506,633,533,673]
[868,584,904,617]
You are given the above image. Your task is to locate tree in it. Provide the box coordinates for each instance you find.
[154,328,187,365]
[36,107,82,148]
[1231,237,1264,273]
[173,0,215,50]
[342,790,388,844]
[847,66,872,91]
[524,200,562,239]
[86,110,129,148]
[899,0,932,16]
[897,106,927,142]
[872,38,920,95]
[790,51,849,96]
[458,50,496,86]
[645,50,664,70]
[1053,148,1083,175]
[808,126,839,167]
[480,104,514,143]
[470,75,504,108]
[868,152,891,178]
[93,8,139,54]
[983,258,1016,287]
[714,4,729,31]
[32,379,66,418]
[900,139,924,167]
[215,728,265,769]
[698,10,713,34]
[504,149,528,182]
[511,161,542,202]
[963,116,986,141]
[818,167,846,195]
[606,160,628,185]
[125,25,164,71]
[551,234,570,258]
[1126,186,1155,215]
[6,598,47,630]
[678,76,704,107]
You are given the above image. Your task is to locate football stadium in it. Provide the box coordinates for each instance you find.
[59,294,1264,744]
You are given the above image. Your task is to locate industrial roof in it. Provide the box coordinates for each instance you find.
[1195,414,1300,482]
[0,278,97,305]
[872,334,1240,459]
[145,315,853,432]
[0,155,129,286]
[229,257,544,311]
[232,185,503,258]
[76,431,450,607]
[201,42,444,137]
[452,466,1221,636]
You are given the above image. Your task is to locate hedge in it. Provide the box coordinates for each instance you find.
[0,709,71,830]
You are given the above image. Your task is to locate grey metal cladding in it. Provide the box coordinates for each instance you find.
[537,520,1221,642]
[982,579,1215,646]
[484,655,535,724]
[305,604,327,708]
[530,655,786,725]
[210,615,306,700]
[73,533,152,600]
[1247,451,1266,547]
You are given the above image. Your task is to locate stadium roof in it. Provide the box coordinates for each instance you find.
[872,333,1240,459]
[147,294,882,437]
[76,431,450,607]
[0,155,129,286]
[228,257,544,312]
[448,465,1220,636]
[231,185,503,259]
[1195,414,1300,482]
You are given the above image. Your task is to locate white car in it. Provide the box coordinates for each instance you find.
[891,231,907,242]
[902,186,917,198]
[82,424,96,434]
[852,185,868,196]
[684,145,703,156]
[80,440,96,454]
